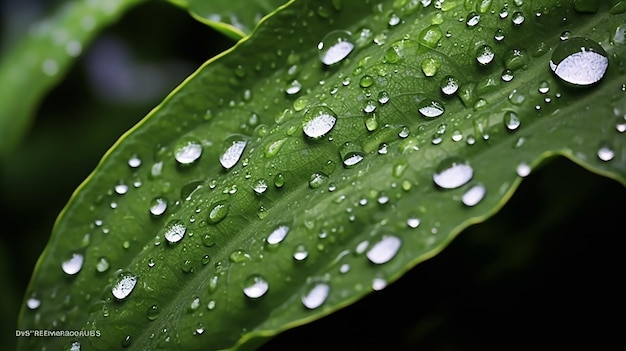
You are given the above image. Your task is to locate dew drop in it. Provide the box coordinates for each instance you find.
[128,155,142,168]
[112,272,138,300]
[207,202,229,224]
[243,275,269,299]
[372,278,387,291]
[363,100,376,113]
[285,80,302,95]
[303,106,337,139]
[163,220,186,243]
[149,197,168,217]
[421,57,440,77]
[174,138,203,165]
[302,282,330,309]
[309,173,328,189]
[378,91,390,104]
[503,111,521,131]
[318,30,354,65]
[476,45,495,65]
[339,142,365,168]
[366,235,401,264]
[62,253,84,275]
[419,25,443,48]
[494,28,505,41]
[516,163,531,177]
[274,173,285,188]
[549,37,609,86]
[293,245,309,261]
[418,99,445,119]
[433,157,473,189]
[267,225,290,245]
[597,142,615,161]
[27,297,41,310]
[147,305,160,321]
[229,250,251,263]
[407,217,420,228]
[511,11,525,25]
[501,69,514,82]
[70,341,81,351]
[466,12,480,27]
[96,257,110,273]
[253,179,268,194]
[359,75,374,88]
[462,184,486,206]
[440,75,459,95]
[219,138,247,170]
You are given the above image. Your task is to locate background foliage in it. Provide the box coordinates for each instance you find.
[1,0,624,350]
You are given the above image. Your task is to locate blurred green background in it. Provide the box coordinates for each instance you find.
[1,1,623,350]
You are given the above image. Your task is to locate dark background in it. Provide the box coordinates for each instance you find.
[1,1,624,350]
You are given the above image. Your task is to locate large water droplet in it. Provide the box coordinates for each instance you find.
[267,225,289,245]
[303,106,337,139]
[476,45,495,65]
[549,37,609,86]
[112,272,138,300]
[503,111,521,131]
[207,202,229,224]
[433,157,473,189]
[164,220,186,243]
[462,184,486,207]
[418,99,445,119]
[366,235,401,264]
[149,197,168,217]
[62,253,84,275]
[318,30,354,65]
[243,274,269,299]
[174,138,203,165]
[220,138,247,170]
[302,282,330,309]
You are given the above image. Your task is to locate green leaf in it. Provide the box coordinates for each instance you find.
[18,1,626,351]
[0,0,147,158]
[182,0,291,40]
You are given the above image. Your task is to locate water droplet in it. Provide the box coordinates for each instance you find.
[476,45,495,65]
[128,155,142,168]
[285,80,302,95]
[339,142,365,168]
[494,28,505,41]
[372,278,387,291]
[418,99,445,119]
[149,197,168,217]
[363,100,376,113]
[70,341,81,351]
[511,11,525,25]
[189,297,201,311]
[421,57,441,76]
[267,225,289,245]
[303,106,337,139]
[597,142,615,161]
[293,245,309,261]
[366,235,401,264]
[27,297,41,310]
[274,173,285,188]
[229,249,251,263]
[359,75,374,88]
[419,25,443,48]
[549,37,609,86]
[220,138,247,170]
[174,138,203,165]
[253,179,268,194]
[207,202,229,224]
[243,274,269,298]
[378,91,390,104]
[501,69,514,82]
[309,172,328,189]
[388,12,401,26]
[62,253,84,275]
[407,217,420,228]
[462,184,486,206]
[163,220,186,243]
[302,282,330,309]
[318,30,354,65]
[503,111,521,131]
[365,114,379,131]
[433,157,473,189]
[147,304,160,321]
[96,257,110,273]
[466,12,480,27]
[112,272,138,300]
[440,75,459,95]
[516,163,531,177]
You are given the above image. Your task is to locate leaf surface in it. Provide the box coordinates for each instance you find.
[17,1,626,350]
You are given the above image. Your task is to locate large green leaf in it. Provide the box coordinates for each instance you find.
[0,0,147,158]
[17,1,626,351]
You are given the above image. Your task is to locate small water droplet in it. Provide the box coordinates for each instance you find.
[462,184,486,206]
[494,28,505,41]
[303,106,337,139]
[372,278,387,291]
[516,163,531,177]
[511,11,525,25]
[318,30,354,65]
[339,142,365,168]
[220,137,247,170]
[253,179,268,195]
[26,296,41,310]
[207,202,229,224]
[503,111,521,131]
[112,272,138,300]
[274,173,285,188]
[466,12,480,27]
[549,37,609,86]
[243,275,269,299]
[267,225,289,245]
[476,45,495,65]
[229,249,251,263]
[419,25,443,48]
[96,257,110,273]
[62,253,84,275]
[407,217,420,228]
[147,304,160,321]
[366,235,401,264]
[421,57,441,76]
[309,173,328,189]
[418,99,445,119]
[359,75,374,88]
[285,80,302,95]
[174,138,203,165]
[433,157,473,189]
[302,282,330,309]
[149,197,168,217]
[378,91,390,104]
[163,220,186,243]
[128,155,142,168]
[440,75,459,95]
[597,142,615,161]
[363,100,376,113]
[388,12,401,26]
[501,69,514,82]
